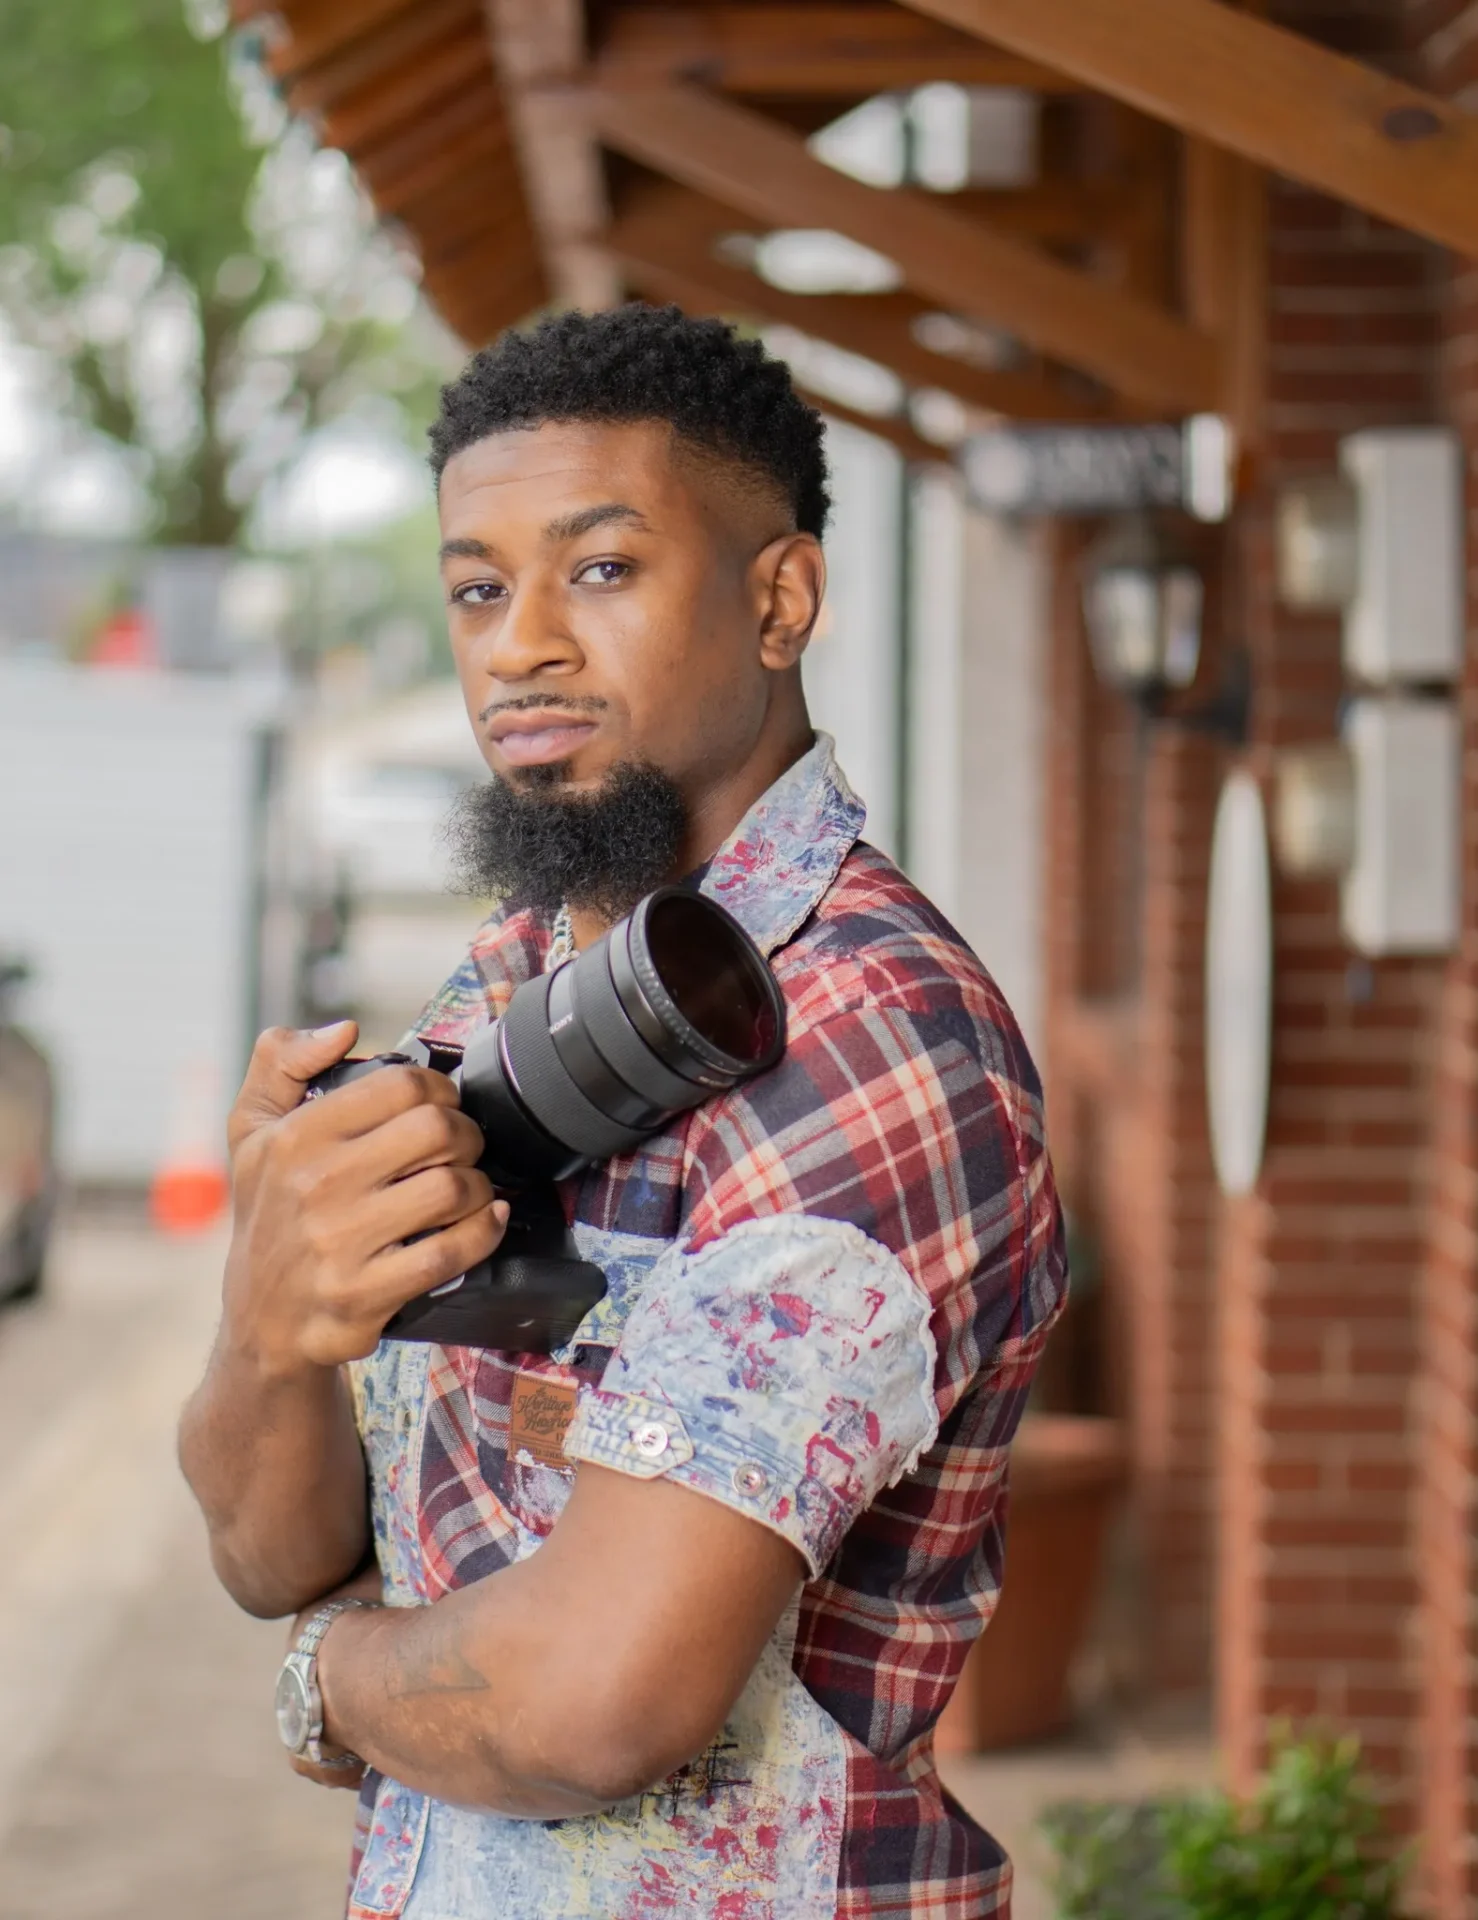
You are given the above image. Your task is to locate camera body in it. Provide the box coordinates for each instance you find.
[306,887,784,1353]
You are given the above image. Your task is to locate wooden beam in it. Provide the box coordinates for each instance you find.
[352,76,505,195]
[486,0,619,311]
[318,24,489,155]
[585,82,1220,413]
[366,117,513,217]
[896,0,1478,258]
[946,181,1129,246]
[607,185,1117,421]
[430,258,549,346]
[595,5,1076,95]
[269,0,424,87]
[282,0,482,112]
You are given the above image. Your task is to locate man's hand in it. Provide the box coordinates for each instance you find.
[179,1021,508,1619]
[223,1023,508,1379]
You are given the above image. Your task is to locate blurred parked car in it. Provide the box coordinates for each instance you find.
[0,959,56,1303]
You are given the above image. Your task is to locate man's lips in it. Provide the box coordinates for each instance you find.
[487,712,599,767]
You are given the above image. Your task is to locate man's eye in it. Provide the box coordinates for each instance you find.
[575,559,630,586]
[452,582,504,607]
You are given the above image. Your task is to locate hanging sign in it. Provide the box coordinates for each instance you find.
[961,424,1186,516]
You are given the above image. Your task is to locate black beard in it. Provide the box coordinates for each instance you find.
[445,759,689,921]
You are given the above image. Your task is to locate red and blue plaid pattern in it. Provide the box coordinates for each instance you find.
[347,737,1066,1920]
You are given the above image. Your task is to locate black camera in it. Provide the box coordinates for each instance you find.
[306,887,785,1352]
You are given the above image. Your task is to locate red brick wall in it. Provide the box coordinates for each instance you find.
[1042,530,1221,1695]
[1043,0,1453,1819]
[1216,76,1442,1813]
[1415,3,1478,1907]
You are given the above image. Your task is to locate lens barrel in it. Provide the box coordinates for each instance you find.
[458,887,784,1184]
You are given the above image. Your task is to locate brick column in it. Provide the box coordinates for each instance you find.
[1213,136,1441,1815]
[1417,40,1478,1893]
[1041,527,1221,1694]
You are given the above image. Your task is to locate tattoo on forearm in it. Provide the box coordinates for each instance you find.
[384,1611,492,1700]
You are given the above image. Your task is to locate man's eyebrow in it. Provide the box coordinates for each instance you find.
[438,506,649,566]
[542,503,649,544]
[438,536,496,564]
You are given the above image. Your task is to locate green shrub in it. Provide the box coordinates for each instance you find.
[1037,1798,1188,1920]
[1038,1730,1410,1920]
[1163,1729,1408,1920]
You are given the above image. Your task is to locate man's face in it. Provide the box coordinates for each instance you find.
[437,419,809,805]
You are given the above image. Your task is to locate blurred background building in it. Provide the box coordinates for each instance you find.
[4,0,1478,1913]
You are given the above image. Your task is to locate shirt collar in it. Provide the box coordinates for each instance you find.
[419,732,864,1043]
[698,731,865,957]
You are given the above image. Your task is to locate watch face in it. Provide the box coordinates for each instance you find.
[275,1664,311,1753]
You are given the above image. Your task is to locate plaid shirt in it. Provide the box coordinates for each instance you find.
[345,734,1067,1920]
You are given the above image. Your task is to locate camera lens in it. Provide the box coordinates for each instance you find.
[457,887,785,1184]
[637,892,782,1068]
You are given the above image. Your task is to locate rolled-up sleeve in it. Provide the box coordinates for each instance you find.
[562,1213,939,1576]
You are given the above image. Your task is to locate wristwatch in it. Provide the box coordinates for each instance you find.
[275,1598,380,1768]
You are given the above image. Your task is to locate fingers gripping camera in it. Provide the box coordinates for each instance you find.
[306,888,785,1353]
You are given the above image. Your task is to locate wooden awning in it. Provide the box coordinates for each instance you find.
[233,0,1478,439]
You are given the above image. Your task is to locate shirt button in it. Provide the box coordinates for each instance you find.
[733,1462,770,1497]
[631,1421,670,1459]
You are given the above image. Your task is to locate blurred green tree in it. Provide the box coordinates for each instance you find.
[0,0,449,545]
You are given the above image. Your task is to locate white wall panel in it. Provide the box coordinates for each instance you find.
[906,471,1047,1056]
[803,419,904,861]
[0,664,273,1180]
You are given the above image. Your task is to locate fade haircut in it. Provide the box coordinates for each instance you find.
[428,303,832,539]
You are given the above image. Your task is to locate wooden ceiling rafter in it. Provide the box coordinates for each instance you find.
[280,0,483,112]
[352,77,507,191]
[943,181,1131,248]
[393,180,527,255]
[608,181,1125,422]
[896,0,1478,258]
[487,0,618,312]
[367,119,514,217]
[316,24,491,154]
[266,0,429,86]
[591,5,1075,95]
[584,79,1219,414]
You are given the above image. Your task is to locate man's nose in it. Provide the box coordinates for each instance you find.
[482,576,583,683]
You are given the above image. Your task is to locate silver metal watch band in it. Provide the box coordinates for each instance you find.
[297,1596,378,1657]
[292,1597,381,1767]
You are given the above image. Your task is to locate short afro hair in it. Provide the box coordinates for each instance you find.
[428,303,831,538]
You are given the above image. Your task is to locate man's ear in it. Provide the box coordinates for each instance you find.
[753,534,826,671]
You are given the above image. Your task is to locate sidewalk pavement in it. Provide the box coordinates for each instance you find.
[0,1210,354,1920]
[0,1208,1211,1919]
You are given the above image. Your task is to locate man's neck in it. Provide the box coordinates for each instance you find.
[566,716,814,952]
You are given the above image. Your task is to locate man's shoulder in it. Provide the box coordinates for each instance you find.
[778,840,1041,1101]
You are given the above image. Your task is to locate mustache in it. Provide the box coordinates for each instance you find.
[476,692,610,726]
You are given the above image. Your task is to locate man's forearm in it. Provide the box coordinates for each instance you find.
[179,1342,370,1618]
[316,1565,660,1819]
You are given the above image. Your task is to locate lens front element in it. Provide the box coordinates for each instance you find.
[641,893,781,1067]
[458,886,786,1182]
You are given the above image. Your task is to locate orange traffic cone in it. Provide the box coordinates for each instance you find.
[150,1060,230,1235]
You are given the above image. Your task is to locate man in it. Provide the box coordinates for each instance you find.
[180,303,1067,1920]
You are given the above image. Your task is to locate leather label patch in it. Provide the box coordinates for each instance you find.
[508,1371,578,1470]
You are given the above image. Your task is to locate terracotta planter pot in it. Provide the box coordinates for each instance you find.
[936,1415,1127,1754]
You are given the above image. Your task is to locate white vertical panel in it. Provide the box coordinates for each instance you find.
[803,418,903,860]
[904,472,1047,1056]
[955,510,1047,1055]
[0,664,271,1180]
[905,467,967,915]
